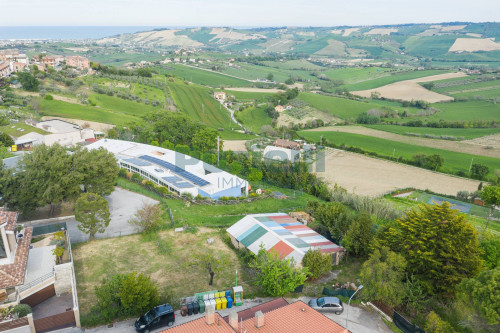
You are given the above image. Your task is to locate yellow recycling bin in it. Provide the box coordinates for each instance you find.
[215,297,222,310]
[221,297,227,309]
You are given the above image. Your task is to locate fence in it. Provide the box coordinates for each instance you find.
[322,287,356,298]
[32,222,67,237]
[393,311,426,333]
[0,317,29,331]
[34,310,76,333]
[18,271,54,292]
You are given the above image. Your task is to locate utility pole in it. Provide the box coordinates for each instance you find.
[217,136,220,166]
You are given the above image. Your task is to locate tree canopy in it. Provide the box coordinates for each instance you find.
[74,193,111,241]
[18,72,39,91]
[377,202,482,294]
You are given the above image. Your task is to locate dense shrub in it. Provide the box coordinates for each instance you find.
[302,249,332,280]
[12,304,32,317]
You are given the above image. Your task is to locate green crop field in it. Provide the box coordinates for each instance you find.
[168,81,234,129]
[236,107,272,133]
[403,35,458,58]
[299,130,500,176]
[451,87,500,99]
[158,64,251,87]
[226,90,274,101]
[324,67,399,84]
[365,125,500,139]
[340,69,451,91]
[298,93,395,119]
[89,94,160,116]
[261,59,324,71]
[433,79,500,94]
[39,99,140,126]
[0,123,48,137]
[426,100,500,122]
[222,63,314,83]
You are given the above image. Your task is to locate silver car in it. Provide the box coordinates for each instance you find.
[308,297,344,315]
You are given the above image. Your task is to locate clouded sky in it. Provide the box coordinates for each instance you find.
[1,0,499,26]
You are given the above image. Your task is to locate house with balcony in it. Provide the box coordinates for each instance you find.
[0,211,80,332]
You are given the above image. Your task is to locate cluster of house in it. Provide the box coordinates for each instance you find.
[0,50,30,79]
[0,50,90,78]
[263,139,315,163]
[274,104,293,113]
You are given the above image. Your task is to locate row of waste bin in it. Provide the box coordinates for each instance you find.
[181,290,234,316]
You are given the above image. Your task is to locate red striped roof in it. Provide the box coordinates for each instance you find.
[269,241,294,259]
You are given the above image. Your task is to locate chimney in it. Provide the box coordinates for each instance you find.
[205,306,215,325]
[229,311,238,330]
[254,310,264,328]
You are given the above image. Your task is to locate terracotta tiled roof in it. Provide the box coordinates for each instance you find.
[0,227,33,289]
[240,301,349,333]
[1,211,18,232]
[273,139,300,149]
[223,298,289,323]
[161,313,234,333]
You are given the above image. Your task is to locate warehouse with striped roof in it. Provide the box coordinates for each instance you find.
[226,213,344,265]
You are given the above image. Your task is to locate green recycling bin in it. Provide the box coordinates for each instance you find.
[198,299,205,313]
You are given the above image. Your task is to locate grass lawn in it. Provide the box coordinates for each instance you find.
[227,90,274,101]
[39,99,140,126]
[299,130,500,177]
[73,229,255,314]
[158,64,251,87]
[0,123,48,137]
[116,178,318,228]
[219,130,256,140]
[364,125,500,140]
[323,67,397,84]
[169,81,234,130]
[89,93,160,116]
[236,107,272,133]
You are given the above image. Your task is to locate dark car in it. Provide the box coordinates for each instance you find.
[135,304,175,333]
[308,297,344,315]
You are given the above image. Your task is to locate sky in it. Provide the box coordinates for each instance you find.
[1,0,499,26]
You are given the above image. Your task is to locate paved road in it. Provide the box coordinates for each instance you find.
[58,297,393,333]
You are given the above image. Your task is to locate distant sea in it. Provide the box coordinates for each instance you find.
[0,26,173,40]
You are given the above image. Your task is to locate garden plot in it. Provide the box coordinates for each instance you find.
[315,149,481,197]
[352,72,467,103]
[449,38,500,52]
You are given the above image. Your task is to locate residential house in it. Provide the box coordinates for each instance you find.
[227,213,345,266]
[274,105,284,113]
[285,104,293,110]
[0,212,81,332]
[213,91,226,101]
[11,62,27,73]
[161,299,348,333]
[0,62,11,79]
[65,56,90,70]
[273,138,301,150]
[263,145,301,163]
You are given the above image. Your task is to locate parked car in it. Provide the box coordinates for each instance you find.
[308,297,344,315]
[135,304,175,332]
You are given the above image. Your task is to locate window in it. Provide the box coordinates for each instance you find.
[317,298,325,307]
[0,235,6,259]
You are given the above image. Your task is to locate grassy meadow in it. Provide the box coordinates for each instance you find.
[158,64,251,87]
[0,123,48,137]
[365,125,500,140]
[236,107,273,133]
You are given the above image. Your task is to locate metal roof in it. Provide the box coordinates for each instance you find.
[227,213,344,263]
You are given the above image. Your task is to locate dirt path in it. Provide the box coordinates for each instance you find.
[315,148,481,197]
[352,72,467,103]
[223,140,248,152]
[16,91,80,104]
[41,116,114,132]
[307,126,500,158]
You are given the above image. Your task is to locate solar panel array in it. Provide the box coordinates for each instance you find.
[140,155,210,187]
[123,158,152,167]
[175,182,194,189]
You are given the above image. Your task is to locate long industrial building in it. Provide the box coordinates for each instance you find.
[87,139,248,199]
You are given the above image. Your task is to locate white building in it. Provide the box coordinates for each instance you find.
[263,146,301,163]
[14,119,95,149]
[86,139,248,199]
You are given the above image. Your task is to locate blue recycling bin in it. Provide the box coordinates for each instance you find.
[193,301,199,314]
[187,302,193,315]
[226,296,233,308]
[225,290,231,297]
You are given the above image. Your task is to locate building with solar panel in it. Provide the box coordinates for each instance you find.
[227,213,344,266]
[86,139,248,199]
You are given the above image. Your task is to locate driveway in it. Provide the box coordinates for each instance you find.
[66,187,159,243]
[58,297,393,333]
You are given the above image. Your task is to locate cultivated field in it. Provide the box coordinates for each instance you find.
[310,126,500,158]
[365,28,398,35]
[314,148,481,197]
[158,64,251,87]
[343,28,360,36]
[223,140,248,152]
[352,72,467,103]
[300,130,500,177]
[227,87,284,93]
[449,38,500,52]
